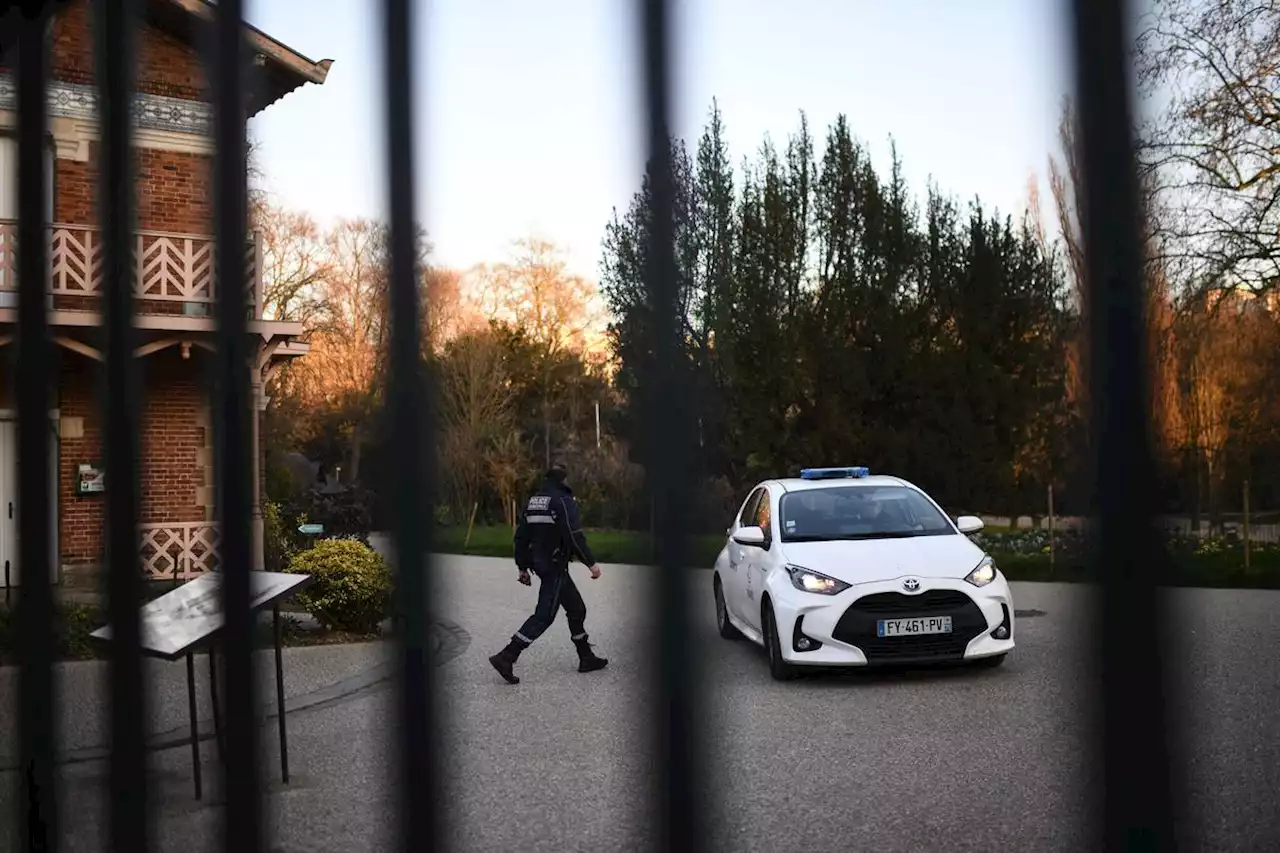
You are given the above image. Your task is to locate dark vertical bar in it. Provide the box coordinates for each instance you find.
[94,0,150,846]
[186,652,202,800]
[637,0,703,850]
[209,0,261,847]
[273,604,288,783]
[1069,0,1178,850]
[14,7,57,852]
[381,0,438,850]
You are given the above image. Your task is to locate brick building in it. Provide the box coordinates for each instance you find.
[0,0,331,588]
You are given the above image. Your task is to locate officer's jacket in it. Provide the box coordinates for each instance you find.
[513,478,596,570]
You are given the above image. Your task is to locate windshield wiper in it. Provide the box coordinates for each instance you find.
[784,531,929,542]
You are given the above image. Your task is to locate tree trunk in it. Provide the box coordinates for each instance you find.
[349,420,363,483]
[1191,445,1203,534]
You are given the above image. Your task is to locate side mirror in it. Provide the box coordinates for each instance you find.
[955,515,984,534]
[732,525,766,546]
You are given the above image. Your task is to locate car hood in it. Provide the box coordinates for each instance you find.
[778,534,987,584]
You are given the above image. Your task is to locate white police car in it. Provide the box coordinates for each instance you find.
[712,467,1014,679]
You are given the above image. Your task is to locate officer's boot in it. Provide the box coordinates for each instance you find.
[489,636,528,684]
[573,634,608,673]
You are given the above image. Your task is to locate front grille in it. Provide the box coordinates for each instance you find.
[832,590,987,663]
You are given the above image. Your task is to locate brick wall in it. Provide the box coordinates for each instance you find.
[21,0,218,235]
[57,349,208,567]
[44,1,209,99]
[56,146,213,234]
[38,1,217,315]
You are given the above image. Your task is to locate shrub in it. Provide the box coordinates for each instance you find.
[286,537,391,634]
[263,500,300,573]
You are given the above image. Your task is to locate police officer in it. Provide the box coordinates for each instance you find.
[489,461,608,684]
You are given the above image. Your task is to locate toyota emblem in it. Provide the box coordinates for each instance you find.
[902,578,920,592]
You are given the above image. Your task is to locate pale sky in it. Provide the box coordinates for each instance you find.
[246,0,1077,280]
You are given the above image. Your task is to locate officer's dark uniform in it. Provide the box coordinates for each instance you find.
[489,463,608,684]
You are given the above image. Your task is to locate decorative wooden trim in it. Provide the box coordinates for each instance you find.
[138,521,221,581]
[0,112,217,161]
[0,221,260,311]
[51,335,102,361]
[0,73,213,137]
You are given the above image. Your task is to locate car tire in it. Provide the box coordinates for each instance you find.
[714,576,741,640]
[975,653,1007,669]
[762,602,798,681]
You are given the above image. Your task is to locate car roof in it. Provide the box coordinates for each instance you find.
[765,474,916,493]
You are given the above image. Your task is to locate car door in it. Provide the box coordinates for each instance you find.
[726,486,764,622]
[740,485,775,633]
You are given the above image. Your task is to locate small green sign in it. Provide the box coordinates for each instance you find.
[297,523,324,535]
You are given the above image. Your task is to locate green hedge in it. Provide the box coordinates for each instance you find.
[435,525,1280,589]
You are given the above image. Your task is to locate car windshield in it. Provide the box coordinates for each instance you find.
[778,485,956,541]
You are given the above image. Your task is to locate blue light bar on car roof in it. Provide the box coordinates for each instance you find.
[800,466,870,480]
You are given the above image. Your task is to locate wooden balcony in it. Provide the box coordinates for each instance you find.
[0,221,263,320]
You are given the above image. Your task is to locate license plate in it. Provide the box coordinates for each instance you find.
[877,616,953,637]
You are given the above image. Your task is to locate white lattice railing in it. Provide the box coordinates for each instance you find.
[0,221,261,313]
[139,521,221,581]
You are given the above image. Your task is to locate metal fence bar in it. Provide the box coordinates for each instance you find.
[210,0,263,848]
[93,0,150,849]
[637,0,705,849]
[14,7,57,851]
[1068,0,1179,849]
[381,0,440,849]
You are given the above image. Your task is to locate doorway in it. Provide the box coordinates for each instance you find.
[0,413,61,588]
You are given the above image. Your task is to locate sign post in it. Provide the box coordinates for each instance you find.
[90,570,314,799]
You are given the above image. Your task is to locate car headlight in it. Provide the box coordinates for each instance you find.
[785,565,851,596]
[965,555,998,587]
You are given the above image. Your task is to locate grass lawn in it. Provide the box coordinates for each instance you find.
[435,524,1280,589]
[435,524,726,567]
[10,524,1275,664]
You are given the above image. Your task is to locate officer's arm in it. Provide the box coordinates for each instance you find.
[557,496,597,566]
[513,510,533,571]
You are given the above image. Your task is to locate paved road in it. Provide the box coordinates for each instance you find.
[4,555,1280,851]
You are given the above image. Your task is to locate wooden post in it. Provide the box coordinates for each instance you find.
[1244,479,1251,571]
[463,501,479,550]
[1048,483,1056,573]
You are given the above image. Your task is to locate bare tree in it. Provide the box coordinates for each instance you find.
[423,265,484,353]
[472,237,602,349]
[1049,98,1185,456]
[252,200,332,324]
[1135,0,1280,294]
[286,218,390,481]
[1177,289,1280,527]
[470,236,602,467]
[438,330,516,520]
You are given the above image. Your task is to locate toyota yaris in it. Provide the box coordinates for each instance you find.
[712,467,1015,680]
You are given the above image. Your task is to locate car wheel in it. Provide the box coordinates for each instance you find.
[714,576,741,640]
[763,602,798,681]
[975,653,1007,669]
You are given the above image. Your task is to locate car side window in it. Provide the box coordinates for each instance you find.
[738,488,763,528]
[754,488,773,542]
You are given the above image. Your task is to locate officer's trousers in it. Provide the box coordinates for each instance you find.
[513,562,587,645]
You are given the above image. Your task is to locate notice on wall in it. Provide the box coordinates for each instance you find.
[76,463,104,495]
